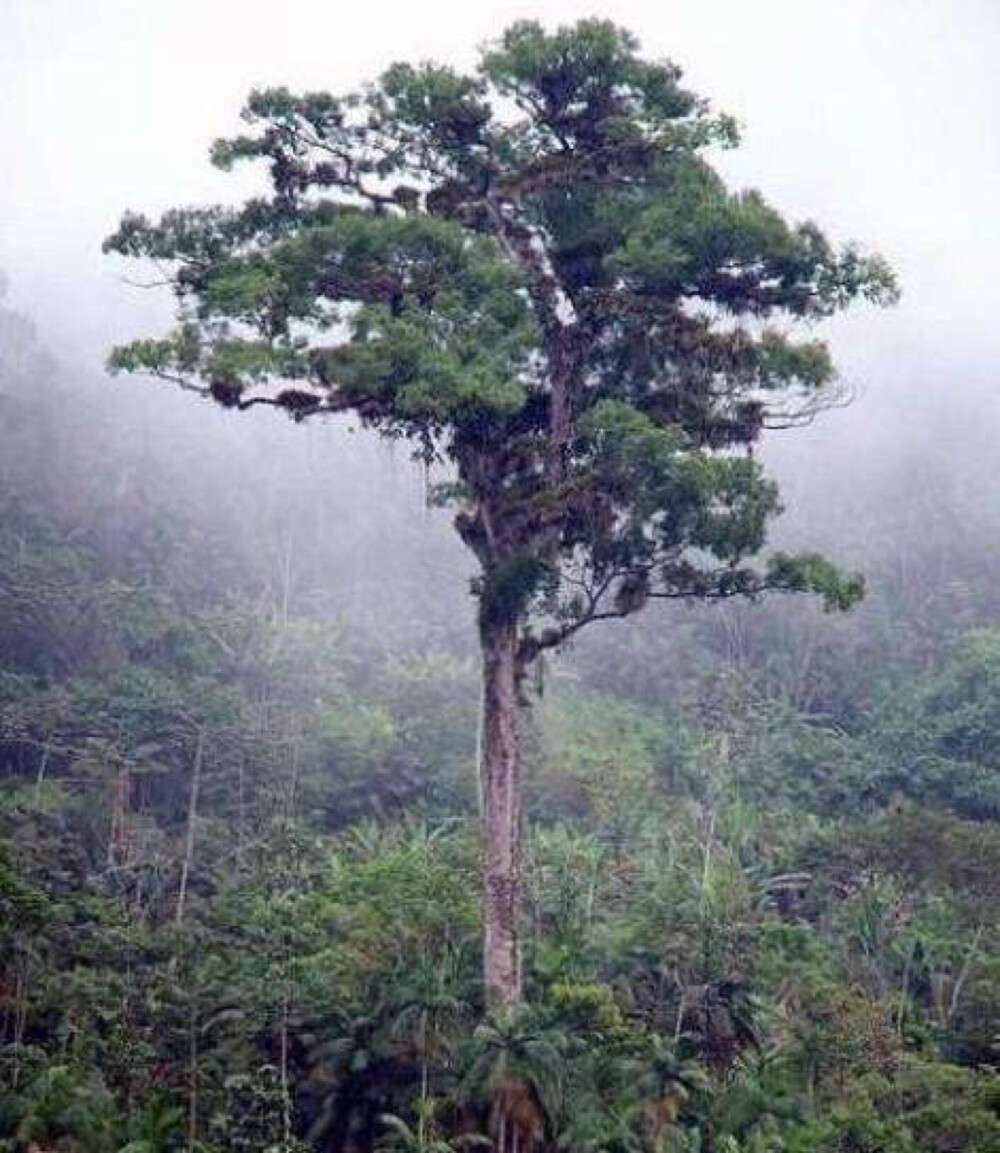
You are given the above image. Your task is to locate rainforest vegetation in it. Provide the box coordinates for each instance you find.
[3,18,1000,1153]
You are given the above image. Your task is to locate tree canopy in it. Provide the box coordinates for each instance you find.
[105,18,897,663]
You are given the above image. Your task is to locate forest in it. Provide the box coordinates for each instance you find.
[3,13,1000,1153]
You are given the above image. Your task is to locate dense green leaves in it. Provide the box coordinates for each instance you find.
[3,279,1000,1150]
[105,18,895,646]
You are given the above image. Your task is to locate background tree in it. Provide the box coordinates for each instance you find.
[104,19,896,1012]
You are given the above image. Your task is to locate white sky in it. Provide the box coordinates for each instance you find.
[2,0,998,419]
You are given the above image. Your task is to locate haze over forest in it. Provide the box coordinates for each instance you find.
[5,1,1000,562]
[2,4,1000,1152]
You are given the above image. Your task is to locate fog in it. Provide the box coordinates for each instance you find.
[5,1,999,364]
[7,11,1000,1140]
[2,0,1000,673]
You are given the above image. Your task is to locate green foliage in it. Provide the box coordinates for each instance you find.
[6,18,1000,1153]
[477,554,554,632]
[0,1065,119,1152]
[105,17,895,650]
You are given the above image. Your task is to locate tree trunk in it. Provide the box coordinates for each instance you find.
[480,617,523,1011]
[175,730,205,925]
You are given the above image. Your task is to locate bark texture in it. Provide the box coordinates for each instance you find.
[480,618,523,1010]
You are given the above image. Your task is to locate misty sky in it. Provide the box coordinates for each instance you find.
[3,0,999,455]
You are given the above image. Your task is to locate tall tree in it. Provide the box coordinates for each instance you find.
[104,19,896,1011]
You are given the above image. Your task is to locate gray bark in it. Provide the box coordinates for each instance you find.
[480,617,523,1010]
